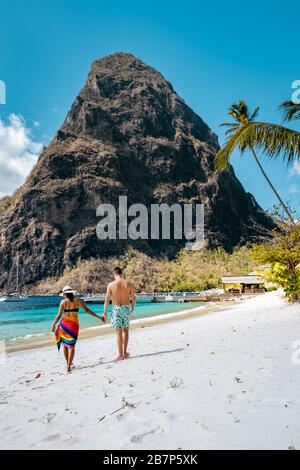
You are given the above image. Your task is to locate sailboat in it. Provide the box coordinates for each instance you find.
[0,252,28,302]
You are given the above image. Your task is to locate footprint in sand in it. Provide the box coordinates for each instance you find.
[228,394,237,400]
[284,400,300,410]
[200,422,209,432]
[167,413,184,422]
[131,427,163,443]
[151,375,163,382]
[42,433,61,442]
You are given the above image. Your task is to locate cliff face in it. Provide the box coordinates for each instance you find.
[0,53,273,288]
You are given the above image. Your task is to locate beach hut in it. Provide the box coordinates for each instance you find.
[221,275,266,294]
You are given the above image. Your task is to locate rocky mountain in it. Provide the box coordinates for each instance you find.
[0,53,273,289]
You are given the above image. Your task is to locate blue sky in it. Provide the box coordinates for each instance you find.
[0,0,299,213]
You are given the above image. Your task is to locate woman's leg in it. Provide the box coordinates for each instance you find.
[63,345,69,364]
[67,348,75,372]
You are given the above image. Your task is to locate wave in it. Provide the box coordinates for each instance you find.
[0,318,47,326]
[7,333,46,342]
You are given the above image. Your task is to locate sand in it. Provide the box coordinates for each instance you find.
[0,290,299,450]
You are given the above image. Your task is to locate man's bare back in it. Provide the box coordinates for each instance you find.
[108,278,134,305]
[103,267,136,361]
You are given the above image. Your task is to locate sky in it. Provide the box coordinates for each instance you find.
[0,0,299,214]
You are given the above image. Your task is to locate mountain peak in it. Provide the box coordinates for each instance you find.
[0,54,273,288]
[91,52,161,74]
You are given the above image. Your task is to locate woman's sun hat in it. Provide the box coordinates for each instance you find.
[61,285,75,294]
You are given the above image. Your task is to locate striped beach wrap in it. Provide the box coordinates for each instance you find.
[55,317,79,351]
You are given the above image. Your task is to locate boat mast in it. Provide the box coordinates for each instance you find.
[16,251,19,293]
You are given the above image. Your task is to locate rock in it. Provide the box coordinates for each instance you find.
[0,52,273,288]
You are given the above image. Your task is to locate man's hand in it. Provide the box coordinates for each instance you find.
[101,314,106,323]
[130,307,134,315]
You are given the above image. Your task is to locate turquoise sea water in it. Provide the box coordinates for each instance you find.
[0,296,204,342]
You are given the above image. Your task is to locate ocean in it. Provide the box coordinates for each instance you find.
[0,296,204,342]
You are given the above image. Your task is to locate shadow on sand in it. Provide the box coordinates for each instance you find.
[75,347,185,371]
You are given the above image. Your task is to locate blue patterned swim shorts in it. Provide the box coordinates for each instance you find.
[111,305,131,329]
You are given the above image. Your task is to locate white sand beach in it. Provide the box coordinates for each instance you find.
[0,291,299,450]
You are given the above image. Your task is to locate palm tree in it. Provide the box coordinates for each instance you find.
[215,100,300,223]
[280,101,300,122]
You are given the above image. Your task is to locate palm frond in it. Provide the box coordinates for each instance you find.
[224,125,240,136]
[215,124,251,170]
[219,122,238,128]
[215,121,300,171]
[250,106,260,121]
[226,100,259,125]
[280,101,300,122]
[235,122,300,164]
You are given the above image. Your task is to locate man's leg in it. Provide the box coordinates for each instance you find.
[115,328,124,360]
[123,328,129,358]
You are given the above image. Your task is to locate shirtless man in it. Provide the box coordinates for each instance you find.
[103,267,136,361]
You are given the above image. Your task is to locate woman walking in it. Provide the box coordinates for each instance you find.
[52,286,105,372]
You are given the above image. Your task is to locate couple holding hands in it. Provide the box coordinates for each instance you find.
[51,267,136,372]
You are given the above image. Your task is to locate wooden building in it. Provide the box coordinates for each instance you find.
[221,275,266,294]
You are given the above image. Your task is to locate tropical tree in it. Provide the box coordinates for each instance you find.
[215,100,300,223]
[252,207,300,301]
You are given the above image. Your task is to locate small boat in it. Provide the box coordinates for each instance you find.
[83,294,105,304]
[0,293,28,302]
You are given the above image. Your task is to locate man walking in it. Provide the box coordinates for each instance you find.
[103,267,136,360]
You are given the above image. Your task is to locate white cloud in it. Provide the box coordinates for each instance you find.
[288,184,300,194]
[0,114,43,197]
[290,161,300,177]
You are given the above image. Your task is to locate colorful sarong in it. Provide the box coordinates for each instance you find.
[111,305,131,329]
[55,317,79,351]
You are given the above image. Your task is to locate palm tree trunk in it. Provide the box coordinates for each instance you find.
[250,147,294,223]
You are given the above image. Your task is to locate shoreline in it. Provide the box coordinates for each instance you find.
[5,300,236,354]
[2,290,299,450]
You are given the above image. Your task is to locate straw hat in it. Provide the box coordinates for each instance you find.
[61,285,75,294]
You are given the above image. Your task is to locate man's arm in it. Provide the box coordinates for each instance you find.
[130,284,136,314]
[103,284,112,320]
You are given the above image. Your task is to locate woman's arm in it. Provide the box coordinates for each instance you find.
[51,300,64,332]
[78,298,105,322]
